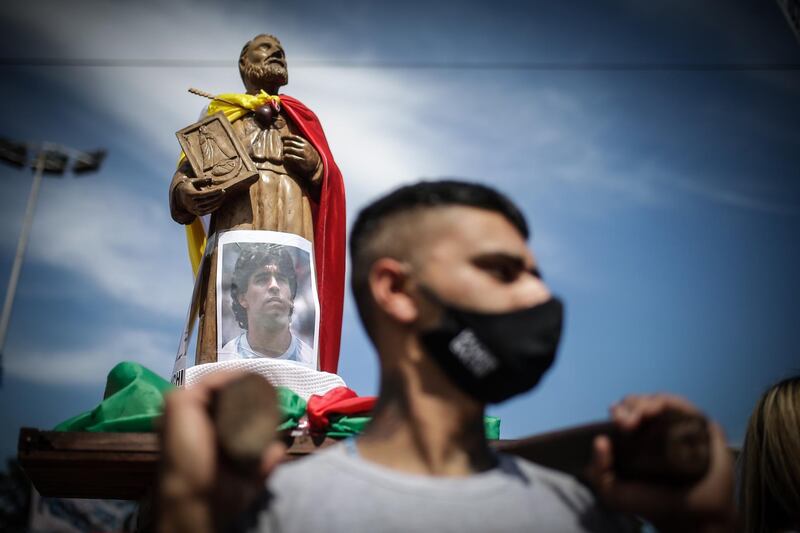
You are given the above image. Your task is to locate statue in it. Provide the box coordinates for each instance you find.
[169,34,345,375]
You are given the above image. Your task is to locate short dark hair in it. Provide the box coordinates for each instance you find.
[231,243,297,330]
[349,180,529,336]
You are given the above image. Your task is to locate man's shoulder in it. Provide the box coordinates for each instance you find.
[265,445,350,505]
[501,454,636,531]
[498,453,596,505]
[270,442,347,484]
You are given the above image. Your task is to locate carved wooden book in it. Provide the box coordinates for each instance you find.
[176,111,258,196]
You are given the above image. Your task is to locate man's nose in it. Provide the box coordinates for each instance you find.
[514,273,551,309]
[267,275,280,292]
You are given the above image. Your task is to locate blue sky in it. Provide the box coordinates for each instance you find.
[0,0,798,461]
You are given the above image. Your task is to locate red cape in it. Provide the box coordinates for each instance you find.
[280,94,345,374]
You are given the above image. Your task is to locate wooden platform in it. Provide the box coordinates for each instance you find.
[18,427,573,501]
[18,428,338,500]
[20,422,727,501]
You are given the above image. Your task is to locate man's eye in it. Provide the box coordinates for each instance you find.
[488,265,517,282]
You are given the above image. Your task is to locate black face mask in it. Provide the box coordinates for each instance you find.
[418,288,564,404]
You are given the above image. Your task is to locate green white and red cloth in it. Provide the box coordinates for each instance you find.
[56,362,500,439]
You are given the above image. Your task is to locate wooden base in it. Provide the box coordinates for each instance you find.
[18,428,338,501]
[19,417,722,501]
[19,429,159,500]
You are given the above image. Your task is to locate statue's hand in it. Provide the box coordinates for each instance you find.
[282,134,321,179]
[176,176,226,216]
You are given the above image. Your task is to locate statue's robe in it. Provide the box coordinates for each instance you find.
[170,95,345,374]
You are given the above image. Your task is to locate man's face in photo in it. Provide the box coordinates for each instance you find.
[238,262,294,330]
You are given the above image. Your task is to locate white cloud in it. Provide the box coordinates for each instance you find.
[0,1,459,355]
[6,327,175,385]
[28,180,190,318]
[9,0,790,218]
[665,174,800,216]
[3,0,450,203]
[2,0,795,329]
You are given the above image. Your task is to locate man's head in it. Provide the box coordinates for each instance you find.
[231,244,298,333]
[350,180,551,356]
[239,34,288,94]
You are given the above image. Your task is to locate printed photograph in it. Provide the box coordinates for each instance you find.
[216,230,319,369]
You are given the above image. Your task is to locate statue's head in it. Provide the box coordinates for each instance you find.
[239,34,288,94]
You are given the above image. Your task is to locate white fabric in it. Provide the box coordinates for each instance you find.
[185,358,346,400]
[218,333,315,368]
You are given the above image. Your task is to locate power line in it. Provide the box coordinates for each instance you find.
[0,57,799,71]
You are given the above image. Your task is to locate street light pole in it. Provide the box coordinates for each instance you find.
[0,142,106,384]
[0,151,45,383]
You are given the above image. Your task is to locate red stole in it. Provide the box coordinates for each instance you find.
[280,95,345,374]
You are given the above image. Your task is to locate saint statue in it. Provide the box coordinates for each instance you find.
[169,34,345,374]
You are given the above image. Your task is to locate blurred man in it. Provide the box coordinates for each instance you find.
[220,244,314,368]
[159,181,736,533]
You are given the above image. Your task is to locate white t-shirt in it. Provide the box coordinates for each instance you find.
[219,332,315,368]
[237,442,635,533]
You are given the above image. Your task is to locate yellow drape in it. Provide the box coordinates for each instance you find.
[178,90,281,275]
[186,219,207,275]
[207,90,280,123]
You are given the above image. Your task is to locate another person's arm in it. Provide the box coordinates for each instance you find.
[157,372,285,533]
[586,394,737,532]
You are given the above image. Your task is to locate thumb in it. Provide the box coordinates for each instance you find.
[260,441,287,479]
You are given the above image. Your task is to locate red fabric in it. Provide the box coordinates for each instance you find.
[280,95,346,374]
[307,386,376,431]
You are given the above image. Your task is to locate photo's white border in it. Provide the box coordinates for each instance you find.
[215,230,320,370]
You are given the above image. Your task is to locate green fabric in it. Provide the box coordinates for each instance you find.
[483,416,501,440]
[275,387,307,431]
[53,363,502,440]
[325,415,501,439]
[55,362,174,432]
[54,365,309,433]
[326,415,372,438]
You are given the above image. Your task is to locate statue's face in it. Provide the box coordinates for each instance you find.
[240,35,288,92]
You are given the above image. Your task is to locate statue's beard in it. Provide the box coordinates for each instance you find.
[243,61,288,92]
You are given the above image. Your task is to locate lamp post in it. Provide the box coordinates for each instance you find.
[0,139,106,384]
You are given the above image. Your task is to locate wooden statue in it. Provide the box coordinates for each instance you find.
[170,34,346,372]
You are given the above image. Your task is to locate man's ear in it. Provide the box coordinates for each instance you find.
[369,258,418,324]
[237,292,248,310]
